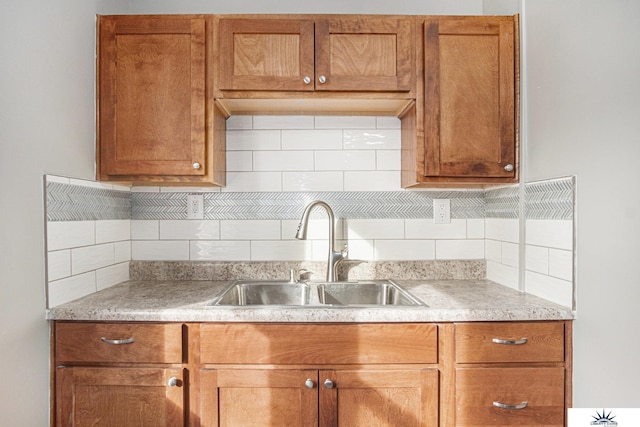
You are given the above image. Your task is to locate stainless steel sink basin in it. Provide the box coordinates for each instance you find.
[209,279,424,307]
[318,280,424,306]
[210,281,311,306]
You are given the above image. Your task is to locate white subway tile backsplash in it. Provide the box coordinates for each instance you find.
[375,150,401,171]
[45,122,576,312]
[549,248,573,281]
[282,171,344,192]
[223,172,282,192]
[374,240,435,261]
[160,220,220,240]
[405,219,467,239]
[48,272,96,308]
[485,218,519,243]
[131,220,159,240]
[486,261,519,290]
[436,240,484,260]
[525,245,549,275]
[226,151,253,172]
[282,130,343,150]
[96,262,129,291]
[346,219,404,240]
[375,116,401,129]
[253,151,315,171]
[47,250,71,281]
[344,171,400,191]
[96,220,130,244]
[501,242,520,268]
[47,221,95,251]
[525,271,573,308]
[71,243,115,275]
[314,116,376,129]
[221,220,281,240]
[132,240,190,261]
[526,219,573,250]
[226,130,281,151]
[190,240,251,261]
[485,240,502,263]
[338,239,374,261]
[343,129,401,150]
[314,150,376,171]
[114,241,131,263]
[253,115,314,129]
[252,240,312,261]
[466,219,485,239]
[225,115,253,130]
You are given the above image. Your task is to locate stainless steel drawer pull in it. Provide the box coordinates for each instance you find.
[492,337,528,345]
[493,400,528,410]
[100,337,135,345]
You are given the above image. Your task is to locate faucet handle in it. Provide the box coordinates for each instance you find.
[289,268,311,283]
[341,244,348,257]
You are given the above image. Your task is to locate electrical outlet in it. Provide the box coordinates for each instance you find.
[187,194,204,220]
[433,199,451,224]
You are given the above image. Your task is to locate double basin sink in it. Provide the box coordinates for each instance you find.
[209,280,424,307]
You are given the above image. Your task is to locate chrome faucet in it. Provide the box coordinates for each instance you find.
[295,200,347,282]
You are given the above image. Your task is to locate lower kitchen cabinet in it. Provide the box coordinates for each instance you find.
[455,367,565,426]
[199,368,438,427]
[52,320,571,426]
[56,366,186,427]
[450,321,571,427]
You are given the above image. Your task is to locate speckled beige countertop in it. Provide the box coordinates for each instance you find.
[46,279,574,323]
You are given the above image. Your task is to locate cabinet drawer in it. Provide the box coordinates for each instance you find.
[55,322,183,364]
[200,323,437,364]
[455,322,565,363]
[456,367,565,426]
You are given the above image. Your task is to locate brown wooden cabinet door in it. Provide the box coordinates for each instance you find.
[424,17,516,179]
[200,369,319,427]
[315,18,413,92]
[455,367,565,426]
[218,18,315,91]
[56,366,185,426]
[320,369,439,427]
[98,16,207,178]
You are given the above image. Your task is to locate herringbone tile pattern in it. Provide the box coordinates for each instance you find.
[132,191,486,220]
[46,182,131,221]
[525,177,574,220]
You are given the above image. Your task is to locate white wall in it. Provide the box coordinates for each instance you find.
[524,0,640,406]
[0,0,127,424]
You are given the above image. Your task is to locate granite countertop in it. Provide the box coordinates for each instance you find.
[46,279,574,323]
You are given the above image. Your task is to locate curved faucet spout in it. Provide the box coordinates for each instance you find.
[295,200,347,282]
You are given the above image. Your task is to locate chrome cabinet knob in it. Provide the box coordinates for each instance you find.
[193,162,201,170]
[504,164,514,172]
[303,76,311,85]
[323,379,334,389]
[167,377,178,387]
[305,379,314,389]
[318,75,327,84]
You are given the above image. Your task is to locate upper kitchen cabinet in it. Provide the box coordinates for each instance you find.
[402,15,519,187]
[214,16,415,116]
[97,15,225,186]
